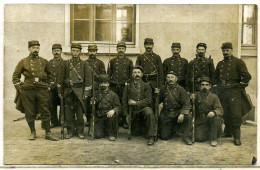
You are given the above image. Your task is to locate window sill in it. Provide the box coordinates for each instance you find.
[63,45,141,56]
[241,49,257,57]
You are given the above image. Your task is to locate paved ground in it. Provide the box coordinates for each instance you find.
[3,102,257,167]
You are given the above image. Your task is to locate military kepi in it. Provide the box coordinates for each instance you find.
[71,43,82,49]
[88,44,98,51]
[167,70,178,77]
[221,42,233,49]
[117,41,126,48]
[199,76,210,83]
[171,43,181,48]
[52,44,62,50]
[99,74,110,83]
[144,38,154,44]
[133,65,144,73]
[28,40,40,48]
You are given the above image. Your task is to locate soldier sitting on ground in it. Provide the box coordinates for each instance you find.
[122,66,156,145]
[157,71,192,145]
[193,76,223,147]
[91,74,121,141]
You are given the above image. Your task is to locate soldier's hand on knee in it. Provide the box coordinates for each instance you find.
[207,111,215,118]
[128,99,137,105]
[177,114,184,123]
[107,110,115,118]
[154,88,160,94]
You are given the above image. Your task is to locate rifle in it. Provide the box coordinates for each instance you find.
[192,64,196,143]
[91,69,95,140]
[154,68,160,142]
[126,83,132,140]
[60,96,65,140]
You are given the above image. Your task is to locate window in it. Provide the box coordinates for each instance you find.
[241,4,257,47]
[70,4,136,45]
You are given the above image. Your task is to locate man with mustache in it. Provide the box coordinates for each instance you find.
[157,71,192,145]
[122,66,156,145]
[63,43,92,139]
[107,41,133,129]
[85,44,106,127]
[194,76,223,147]
[185,43,215,93]
[12,40,59,141]
[136,38,163,95]
[214,42,252,146]
[47,44,65,128]
[91,74,121,141]
[163,43,188,88]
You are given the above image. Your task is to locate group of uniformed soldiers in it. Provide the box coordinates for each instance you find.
[13,38,252,147]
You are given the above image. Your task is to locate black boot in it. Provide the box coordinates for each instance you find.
[233,126,241,146]
[42,121,59,141]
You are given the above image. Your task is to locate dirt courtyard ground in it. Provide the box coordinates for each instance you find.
[3,105,257,167]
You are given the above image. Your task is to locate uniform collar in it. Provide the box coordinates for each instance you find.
[29,53,39,59]
[199,90,211,98]
[167,83,177,89]
[116,55,125,59]
[171,54,181,59]
[53,56,62,61]
[145,51,153,55]
[224,55,232,60]
[195,54,206,61]
[71,57,80,63]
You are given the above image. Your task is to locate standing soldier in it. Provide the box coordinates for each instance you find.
[63,43,92,139]
[136,38,163,91]
[107,41,133,129]
[122,66,156,145]
[186,43,215,93]
[12,40,58,141]
[163,43,188,88]
[157,71,192,145]
[194,76,223,147]
[214,42,251,146]
[48,44,64,128]
[85,44,106,126]
[92,74,121,141]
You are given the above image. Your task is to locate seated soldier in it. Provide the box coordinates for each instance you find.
[122,66,156,145]
[91,74,121,141]
[194,76,223,146]
[158,71,192,145]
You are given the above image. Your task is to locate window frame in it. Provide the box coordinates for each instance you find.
[241,4,257,50]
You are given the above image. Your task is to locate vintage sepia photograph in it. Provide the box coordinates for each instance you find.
[2,3,258,167]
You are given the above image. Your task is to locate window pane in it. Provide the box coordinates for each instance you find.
[74,4,91,19]
[95,21,112,41]
[116,5,133,21]
[95,4,112,19]
[243,5,255,23]
[116,22,133,42]
[74,20,90,41]
[242,24,253,44]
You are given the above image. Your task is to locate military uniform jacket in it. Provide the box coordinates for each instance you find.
[195,91,223,125]
[48,57,65,93]
[85,57,106,81]
[122,80,153,115]
[214,55,251,86]
[63,58,92,111]
[107,56,133,84]
[185,55,215,92]
[136,52,164,87]
[95,90,121,117]
[163,55,188,82]
[13,54,54,89]
[159,83,191,118]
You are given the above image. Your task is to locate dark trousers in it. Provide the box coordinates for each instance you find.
[49,87,60,125]
[64,92,84,134]
[93,114,118,139]
[20,88,51,123]
[195,116,222,142]
[219,87,242,139]
[158,111,192,140]
[131,107,156,137]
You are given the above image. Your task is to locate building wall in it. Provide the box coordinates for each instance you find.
[4,4,256,116]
